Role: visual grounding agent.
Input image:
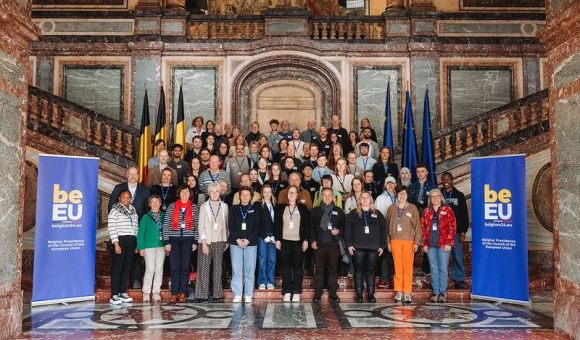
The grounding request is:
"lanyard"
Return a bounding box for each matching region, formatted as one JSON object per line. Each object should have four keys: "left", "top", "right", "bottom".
{"left": 384, "top": 191, "right": 396, "bottom": 204}
{"left": 272, "top": 182, "right": 279, "bottom": 194}
{"left": 289, "top": 206, "right": 297, "bottom": 221}
{"left": 239, "top": 204, "right": 252, "bottom": 222}
{"left": 249, "top": 155, "right": 257, "bottom": 167}
{"left": 383, "top": 162, "right": 389, "bottom": 175}
{"left": 443, "top": 189, "right": 453, "bottom": 200}
{"left": 349, "top": 165, "right": 357, "bottom": 176}
{"left": 180, "top": 208, "right": 186, "bottom": 225}
{"left": 267, "top": 203, "right": 274, "bottom": 218}
{"left": 209, "top": 201, "right": 221, "bottom": 223}
{"left": 362, "top": 158, "right": 369, "bottom": 171}
{"left": 337, "top": 175, "right": 346, "bottom": 192}
{"left": 219, "top": 155, "right": 227, "bottom": 167}
{"left": 270, "top": 134, "right": 278, "bottom": 147}
{"left": 362, "top": 210, "right": 369, "bottom": 227}
{"left": 208, "top": 169, "right": 219, "bottom": 183}
{"left": 149, "top": 212, "right": 162, "bottom": 231}
{"left": 317, "top": 168, "right": 326, "bottom": 179}
{"left": 234, "top": 157, "right": 245, "bottom": 169}
{"left": 432, "top": 206, "right": 442, "bottom": 223}
{"left": 160, "top": 185, "right": 170, "bottom": 203}
{"left": 328, "top": 209, "right": 334, "bottom": 225}
{"left": 292, "top": 140, "right": 300, "bottom": 150}
{"left": 397, "top": 203, "right": 407, "bottom": 224}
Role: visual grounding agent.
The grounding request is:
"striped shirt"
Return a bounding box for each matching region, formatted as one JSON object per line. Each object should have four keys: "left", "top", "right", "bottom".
{"left": 162, "top": 202, "right": 199, "bottom": 244}
{"left": 107, "top": 206, "right": 139, "bottom": 243}
{"left": 198, "top": 169, "right": 231, "bottom": 196}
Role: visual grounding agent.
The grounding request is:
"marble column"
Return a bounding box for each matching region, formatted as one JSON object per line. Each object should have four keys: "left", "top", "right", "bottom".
{"left": 0, "top": 0, "right": 38, "bottom": 339}
{"left": 540, "top": 1, "right": 580, "bottom": 339}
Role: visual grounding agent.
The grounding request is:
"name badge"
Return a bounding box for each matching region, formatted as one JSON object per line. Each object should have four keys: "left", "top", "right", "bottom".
{"left": 338, "top": 134, "right": 342, "bottom": 137}
{"left": 162, "top": 204, "right": 167, "bottom": 210}
{"left": 300, "top": 199, "right": 306, "bottom": 204}
{"left": 180, "top": 222, "right": 185, "bottom": 229}
{"left": 177, "top": 165, "right": 182, "bottom": 168}
{"left": 293, "top": 167, "right": 297, "bottom": 170}
{"left": 397, "top": 223, "right": 402, "bottom": 232}
{"left": 248, "top": 210, "right": 254, "bottom": 213}
{"left": 213, "top": 223, "right": 218, "bottom": 230}
{"left": 371, "top": 214, "right": 377, "bottom": 218}
{"left": 332, "top": 211, "right": 338, "bottom": 215}
{"left": 327, "top": 223, "right": 333, "bottom": 230}
{"left": 310, "top": 188, "right": 316, "bottom": 192}
{"left": 406, "top": 212, "right": 412, "bottom": 218}
{"left": 280, "top": 184, "right": 285, "bottom": 188}
{"left": 441, "top": 211, "right": 447, "bottom": 215}
{"left": 364, "top": 226, "right": 370, "bottom": 234}
{"left": 241, "top": 222, "right": 247, "bottom": 231}
{"left": 324, "top": 145, "right": 330, "bottom": 148}
{"left": 237, "top": 171, "right": 242, "bottom": 176}
{"left": 289, "top": 221, "right": 294, "bottom": 229}
{"left": 432, "top": 222, "right": 437, "bottom": 231}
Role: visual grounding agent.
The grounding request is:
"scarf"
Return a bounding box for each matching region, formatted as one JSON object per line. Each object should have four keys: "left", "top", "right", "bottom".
{"left": 172, "top": 199, "right": 193, "bottom": 230}
{"left": 112, "top": 202, "right": 136, "bottom": 218}
{"left": 319, "top": 201, "right": 335, "bottom": 231}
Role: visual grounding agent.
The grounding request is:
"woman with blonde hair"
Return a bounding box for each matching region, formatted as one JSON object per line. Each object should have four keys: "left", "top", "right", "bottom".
{"left": 344, "top": 191, "right": 386, "bottom": 302}
{"left": 255, "top": 184, "right": 277, "bottom": 290}
{"left": 344, "top": 176, "right": 364, "bottom": 214}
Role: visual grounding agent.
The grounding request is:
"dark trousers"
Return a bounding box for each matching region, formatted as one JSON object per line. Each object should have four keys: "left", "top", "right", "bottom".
{"left": 379, "top": 249, "right": 393, "bottom": 282}
{"left": 353, "top": 248, "right": 378, "bottom": 294}
{"left": 110, "top": 235, "right": 136, "bottom": 296}
{"left": 130, "top": 250, "right": 142, "bottom": 283}
{"left": 280, "top": 240, "right": 304, "bottom": 294}
{"left": 313, "top": 244, "right": 340, "bottom": 296}
{"left": 169, "top": 238, "right": 193, "bottom": 295}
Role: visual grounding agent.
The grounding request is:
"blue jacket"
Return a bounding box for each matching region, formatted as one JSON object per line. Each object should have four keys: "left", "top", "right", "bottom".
{"left": 408, "top": 180, "right": 437, "bottom": 211}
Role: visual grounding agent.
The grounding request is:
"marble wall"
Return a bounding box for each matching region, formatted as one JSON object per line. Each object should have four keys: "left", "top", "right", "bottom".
{"left": 354, "top": 67, "right": 401, "bottom": 148}
{"left": 412, "top": 58, "right": 437, "bottom": 142}
{"left": 171, "top": 67, "right": 217, "bottom": 129}
{"left": 133, "top": 59, "right": 159, "bottom": 130}
{"left": 447, "top": 67, "right": 514, "bottom": 125}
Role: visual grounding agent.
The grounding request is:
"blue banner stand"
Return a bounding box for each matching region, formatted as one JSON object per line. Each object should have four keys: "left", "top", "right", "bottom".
{"left": 32, "top": 154, "right": 99, "bottom": 307}
{"left": 470, "top": 154, "right": 531, "bottom": 306}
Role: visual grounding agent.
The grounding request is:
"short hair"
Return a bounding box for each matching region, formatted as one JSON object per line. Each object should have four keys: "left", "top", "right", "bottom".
{"left": 238, "top": 185, "right": 253, "bottom": 198}
{"left": 148, "top": 195, "right": 161, "bottom": 204}
{"left": 192, "top": 116, "right": 204, "bottom": 126}
{"left": 317, "top": 153, "right": 327, "bottom": 159}
{"left": 395, "top": 185, "right": 409, "bottom": 196}
{"left": 321, "top": 174, "right": 333, "bottom": 184}
{"left": 172, "top": 143, "right": 183, "bottom": 151}
{"left": 321, "top": 187, "right": 334, "bottom": 195}
{"left": 200, "top": 148, "right": 211, "bottom": 155}
{"left": 155, "top": 139, "right": 166, "bottom": 147}
{"left": 359, "top": 142, "right": 369, "bottom": 149}
{"left": 207, "top": 181, "right": 220, "bottom": 193}
{"left": 161, "top": 168, "right": 174, "bottom": 176}
{"left": 302, "top": 163, "right": 314, "bottom": 170}
{"left": 176, "top": 184, "right": 192, "bottom": 198}
{"left": 269, "top": 119, "right": 280, "bottom": 125}
{"left": 192, "top": 135, "right": 203, "bottom": 142}
{"left": 441, "top": 171, "right": 453, "bottom": 179}
{"left": 364, "top": 170, "right": 374, "bottom": 177}
{"left": 416, "top": 163, "right": 429, "bottom": 172}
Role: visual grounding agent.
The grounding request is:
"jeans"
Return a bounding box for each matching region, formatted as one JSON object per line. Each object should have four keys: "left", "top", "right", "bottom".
{"left": 426, "top": 246, "right": 452, "bottom": 295}
{"left": 230, "top": 244, "right": 258, "bottom": 297}
{"left": 257, "top": 237, "right": 276, "bottom": 286}
{"left": 169, "top": 238, "right": 193, "bottom": 295}
{"left": 279, "top": 240, "right": 304, "bottom": 294}
{"left": 451, "top": 234, "right": 465, "bottom": 282}
{"left": 110, "top": 235, "right": 136, "bottom": 296}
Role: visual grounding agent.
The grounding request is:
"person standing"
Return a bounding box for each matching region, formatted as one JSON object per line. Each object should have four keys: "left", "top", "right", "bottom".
{"left": 137, "top": 195, "right": 166, "bottom": 303}
{"left": 372, "top": 146, "right": 399, "bottom": 187}
{"left": 310, "top": 187, "right": 345, "bottom": 303}
{"left": 147, "top": 150, "right": 179, "bottom": 189}
{"left": 196, "top": 182, "right": 229, "bottom": 302}
{"left": 374, "top": 176, "right": 398, "bottom": 289}
{"left": 255, "top": 184, "right": 277, "bottom": 290}
{"left": 168, "top": 143, "right": 191, "bottom": 185}
{"left": 386, "top": 185, "right": 421, "bottom": 303}
{"left": 199, "top": 155, "right": 232, "bottom": 196}
{"left": 355, "top": 128, "right": 379, "bottom": 160}
{"left": 149, "top": 168, "right": 177, "bottom": 213}
{"left": 275, "top": 186, "right": 311, "bottom": 302}
{"left": 344, "top": 191, "right": 386, "bottom": 303}
{"left": 441, "top": 172, "right": 469, "bottom": 289}
{"left": 328, "top": 115, "right": 349, "bottom": 147}
{"left": 227, "top": 144, "right": 251, "bottom": 196}
{"left": 245, "top": 121, "right": 262, "bottom": 145}
{"left": 108, "top": 190, "right": 139, "bottom": 305}
{"left": 228, "top": 186, "right": 260, "bottom": 303}
{"left": 162, "top": 185, "right": 199, "bottom": 303}
{"left": 422, "top": 189, "right": 457, "bottom": 303}
{"left": 300, "top": 119, "right": 319, "bottom": 143}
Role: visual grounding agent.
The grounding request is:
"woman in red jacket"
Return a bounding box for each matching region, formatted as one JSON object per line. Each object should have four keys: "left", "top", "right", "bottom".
{"left": 421, "top": 188, "right": 457, "bottom": 303}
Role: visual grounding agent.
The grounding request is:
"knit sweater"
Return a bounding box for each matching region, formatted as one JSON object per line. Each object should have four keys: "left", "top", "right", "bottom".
{"left": 137, "top": 211, "right": 165, "bottom": 249}
{"left": 385, "top": 203, "right": 422, "bottom": 245}
{"left": 198, "top": 168, "right": 231, "bottom": 196}
{"left": 107, "top": 204, "right": 139, "bottom": 243}
{"left": 162, "top": 201, "right": 199, "bottom": 244}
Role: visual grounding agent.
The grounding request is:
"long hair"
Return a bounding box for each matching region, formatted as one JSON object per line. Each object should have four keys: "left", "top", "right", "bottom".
{"left": 355, "top": 191, "right": 377, "bottom": 217}
{"left": 269, "top": 163, "right": 285, "bottom": 184}
{"left": 328, "top": 142, "right": 344, "bottom": 171}
{"left": 347, "top": 176, "right": 365, "bottom": 199}
{"left": 260, "top": 183, "right": 277, "bottom": 208}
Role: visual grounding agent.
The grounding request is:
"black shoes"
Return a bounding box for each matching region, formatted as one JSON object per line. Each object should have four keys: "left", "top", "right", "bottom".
{"left": 367, "top": 294, "right": 376, "bottom": 303}
{"left": 313, "top": 295, "right": 322, "bottom": 302}
{"left": 329, "top": 295, "right": 341, "bottom": 302}
{"left": 356, "top": 294, "right": 363, "bottom": 303}
{"left": 454, "top": 281, "right": 468, "bottom": 289}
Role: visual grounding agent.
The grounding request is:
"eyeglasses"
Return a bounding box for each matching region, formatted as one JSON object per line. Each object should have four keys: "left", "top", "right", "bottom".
{"left": 430, "top": 195, "right": 443, "bottom": 198}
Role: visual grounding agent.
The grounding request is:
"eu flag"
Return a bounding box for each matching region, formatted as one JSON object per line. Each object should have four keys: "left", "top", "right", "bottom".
{"left": 402, "top": 90, "right": 419, "bottom": 183}
{"left": 383, "top": 81, "right": 394, "bottom": 160}
{"left": 421, "top": 89, "right": 437, "bottom": 185}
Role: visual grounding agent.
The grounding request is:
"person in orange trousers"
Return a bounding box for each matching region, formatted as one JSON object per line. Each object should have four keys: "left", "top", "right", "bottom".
{"left": 386, "top": 185, "right": 422, "bottom": 303}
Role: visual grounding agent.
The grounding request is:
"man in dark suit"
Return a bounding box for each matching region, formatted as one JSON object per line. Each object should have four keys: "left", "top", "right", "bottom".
{"left": 108, "top": 166, "right": 150, "bottom": 289}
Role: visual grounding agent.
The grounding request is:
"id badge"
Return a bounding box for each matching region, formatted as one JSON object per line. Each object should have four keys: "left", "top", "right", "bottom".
{"left": 300, "top": 199, "right": 305, "bottom": 204}
{"left": 213, "top": 222, "right": 218, "bottom": 230}
{"left": 159, "top": 235, "right": 163, "bottom": 241}
{"left": 242, "top": 222, "right": 247, "bottom": 231}
{"left": 327, "top": 223, "right": 333, "bottom": 230}
{"left": 364, "top": 226, "right": 370, "bottom": 234}
{"left": 397, "top": 223, "right": 402, "bottom": 232}
{"left": 237, "top": 171, "right": 242, "bottom": 176}
{"left": 289, "top": 221, "right": 294, "bottom": 229}
{"left": 162, "top": 204, "right": 167, "bottom": 210}
{"left": 180, "top": 222, "right": 185, "bottom": 229}
{"left": 432, "top": 222, "right": 438, "bottom": 231}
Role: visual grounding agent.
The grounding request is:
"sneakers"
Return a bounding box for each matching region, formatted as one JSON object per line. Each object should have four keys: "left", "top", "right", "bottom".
{"left": 329, "top": 294, "right": 341, "bottom": 302}
{"left": 142, "top": 294, "right": 150, "bottom": 303}
{"left": 233, "top": 296, "right": 242, "bottom": 303}
{"left": 110, "top": 295, "right": 122, "bottom": 305}
{"left": 292, "top": 294, "right": 301, "bottom": 302}
{"left": 245, "top": 296, "right": 252, "bottom": 303}
{"left": 378, "top": 280, "right": 387, "bottom": 288}
{"left": 347, "top": 272, "right": 354, "bottom": 279}
{"left": 430, "top": 294, "right": 439, "bottom": 302}
{"left": 403, "top": 293, "right": 412, "bottom": 303}
{"left": 438, "top": 294, "right": 447, "bottom": 303}
{"left": 152, "top": 293, "right": 161, "bottom": 302}
{"left": 455, "top": 281, "right": 468, "bottom": 289}
{"left": 258, "top": 284, "right": 266, "bottom": 290}
{"left": 283, "top": 293, "right": 291, "bottom": 302}
{"left": 394, "top": 291, "right": 403, "bottom": 302}
{"left": 267, "top": 284, "right": 275, "bottom": 290}
{"left": 119, "top": 293, "right": 133, "bottom": 303}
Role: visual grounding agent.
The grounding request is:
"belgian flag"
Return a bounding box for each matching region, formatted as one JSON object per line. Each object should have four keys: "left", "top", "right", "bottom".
{"left": 174, "top": 82, "right": 186, "bottom": 158}
{"left": 138, "top": 88, "right": 152, "bottom": 184}
{"left": 154, "top": 84, "right": 167, "bottom": 144}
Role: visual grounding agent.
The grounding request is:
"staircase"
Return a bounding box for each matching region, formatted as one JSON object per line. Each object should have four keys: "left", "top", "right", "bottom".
{"left": 23, "top": 85, "right": 553, "bottom": 302}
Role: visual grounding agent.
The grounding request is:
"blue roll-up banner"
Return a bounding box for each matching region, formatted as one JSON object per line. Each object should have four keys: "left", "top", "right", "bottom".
{"left": 32, "top": 155, "right": 99, "bottom": 306}
{"left": 471, "top": 154, "right": 530, "bottom": 305}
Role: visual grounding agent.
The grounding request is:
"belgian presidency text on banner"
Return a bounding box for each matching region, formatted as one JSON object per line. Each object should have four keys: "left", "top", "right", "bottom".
{"left": 470, "top": 154, "right": 530, "bottom": 305}
{"left": 32, "top": 155, "right": 99, "bottom": 306}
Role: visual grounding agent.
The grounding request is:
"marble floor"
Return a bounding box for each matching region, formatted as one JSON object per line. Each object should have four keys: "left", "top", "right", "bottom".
{"left": 15, "top": 292, "right": 568, "bottom": 340}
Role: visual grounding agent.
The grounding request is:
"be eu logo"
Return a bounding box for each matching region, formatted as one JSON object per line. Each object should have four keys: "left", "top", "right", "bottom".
{"left": 52, "top": 184, "right": 83, "bottom": 221}
{"left": 484, "top": 184, "right": 512, "bottom": 221}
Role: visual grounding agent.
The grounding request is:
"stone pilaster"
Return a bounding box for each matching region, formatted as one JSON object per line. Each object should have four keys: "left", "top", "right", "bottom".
{"left": 0, "top": 0, "right": 38, "bottom": 339}
{"left": 539, "top": 0, "right": 580, "bottom": 339}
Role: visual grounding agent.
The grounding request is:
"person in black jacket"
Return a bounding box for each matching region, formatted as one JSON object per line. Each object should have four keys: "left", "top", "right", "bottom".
{"left": 274, "top": 185, "right": 311, "bottom": 302}
{"left": 372, "top": 146, "right": 399, "bottom": 188}
{"left": 228, "top": 186, "right": 260, "bottom": 303}
{"left": 441, "top": 172, "right": 470, "bottom": 289}
{"left": 149, "top": 168, "right": 177, "bottom": 212}
{"left": 344, "top": 191, "right": 386, "bottom": 303}
{"left": 310, "top": 187, "right": 345, "bottom": 303}
{"left": 108, "top": 166, "right": 151, "bottom": 290}
{"left": 255, "top": 184, "right": 277, "bottom": 290}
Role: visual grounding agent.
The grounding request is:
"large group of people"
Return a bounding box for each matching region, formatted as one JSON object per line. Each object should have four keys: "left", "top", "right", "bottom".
{"left": 107, "top": 115, "right": 469, "bottom": 305}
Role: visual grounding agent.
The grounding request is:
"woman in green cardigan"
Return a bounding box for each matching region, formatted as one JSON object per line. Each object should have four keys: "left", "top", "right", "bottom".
{"left": 137, "top": 195, "right": 166, "bottom": 303}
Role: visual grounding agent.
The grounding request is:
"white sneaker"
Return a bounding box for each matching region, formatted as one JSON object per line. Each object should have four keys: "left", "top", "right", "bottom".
{"left": 258, "top": 284, "right": 266, "bottom": 290}
{"left": 292, "top": 294, "right": 300, "bottom": 302}
{"left": 245, "top": 296, "right": 252, "bottom": 303}
{"left": 394, "top": 291, "right": 403, "bottom": 302}
{"left": 233, "top": 296, "right": 242, "bottom": 303}
{"left": 152, "top": 293, "right": 161, "bottom": 302}
{"left": 267, "top": 284, "right": 275, "bottom": 290}
{"left": 119, "top": 293, "right": 133, "bottom": 303}
{"left": 283, "top": 293, "right": 291, "bottom": 302}
{"left": 403, "top": 293, "right": 412, "bottom": 303}
{"left": 110, "top": 295, "right": 122, "bottom": 305}
{"left": 142, "top": 294, "right": 150, "bottom": 303}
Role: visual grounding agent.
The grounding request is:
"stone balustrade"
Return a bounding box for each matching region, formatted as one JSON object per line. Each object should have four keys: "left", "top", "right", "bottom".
{"left": 432, "top": 89, "right": 549, "bottom": 163}
{"left": 310, "top": 17, "right": 384, "bottom": 40}
{"left": 27, "top": 86, "right": 139, "bottom": 160}
{"left": 189, "top": 16, "right": 265, "bottom": 39}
